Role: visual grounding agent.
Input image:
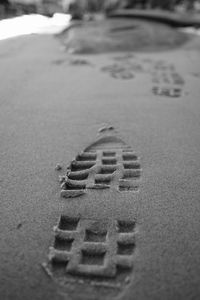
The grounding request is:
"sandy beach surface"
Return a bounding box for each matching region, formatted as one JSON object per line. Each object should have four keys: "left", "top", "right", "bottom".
{"left": 0, "top": 22, "right": 200, "bottom": 300}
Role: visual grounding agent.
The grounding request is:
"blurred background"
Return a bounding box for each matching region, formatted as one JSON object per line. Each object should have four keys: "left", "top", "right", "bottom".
{"left": 1, "top": 0, "right": 200, "bottom": 20}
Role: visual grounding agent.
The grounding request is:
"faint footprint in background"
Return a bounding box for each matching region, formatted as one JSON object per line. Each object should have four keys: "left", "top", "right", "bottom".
{"left": 69, "top": 58, "right": 93, "bottom": 66}
{"left": 52, "top": 57, "right": 92, "bottom": 67}
{"left": 52, "top": 58, "right": 66, "bottom": 65}
{"left": 101, "top": 64, "right": 134, "bottom": 80}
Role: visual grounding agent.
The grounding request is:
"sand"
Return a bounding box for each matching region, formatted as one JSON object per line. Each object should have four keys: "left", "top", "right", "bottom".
{"left": 0, "top": 22, "right": 200, "bottom": 300}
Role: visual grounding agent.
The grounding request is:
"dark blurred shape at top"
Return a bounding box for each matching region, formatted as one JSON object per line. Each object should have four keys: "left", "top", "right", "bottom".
{"left": 58, "top": 16, "right": 190, "bottom": 54}
{"left": 0, "top": 0, "right": 10, "bottom": 15}
{"left": 66, "top": 0, "right": 200, "bottom": 20}
{"left": 124, "top": 0, "right": 197, "bottom": 11}
{"left": 0, "top": 0, "right": 199, "bottom": 20}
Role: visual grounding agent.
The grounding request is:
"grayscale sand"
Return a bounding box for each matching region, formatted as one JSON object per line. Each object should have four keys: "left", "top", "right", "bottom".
{"left": 0, "top": 22, "right": 200, "bottom": 300}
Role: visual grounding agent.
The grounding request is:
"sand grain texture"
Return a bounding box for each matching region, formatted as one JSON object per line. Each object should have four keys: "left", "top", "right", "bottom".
{"left": 0, "top": 26, "right": 200, "bottom": 300}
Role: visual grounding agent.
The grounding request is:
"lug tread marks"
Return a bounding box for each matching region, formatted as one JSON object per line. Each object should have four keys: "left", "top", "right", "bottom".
{"left": 60, "top": 128, "right": 142, "bottom": 198}
{"left": 152, "top": 86, "right": 182, "bottom": 98}
{"left": 49, "top": 216, "right": 136, "bottom": 283}
{"left": 46, "top": 128, "right": 141, "bottom": 298}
